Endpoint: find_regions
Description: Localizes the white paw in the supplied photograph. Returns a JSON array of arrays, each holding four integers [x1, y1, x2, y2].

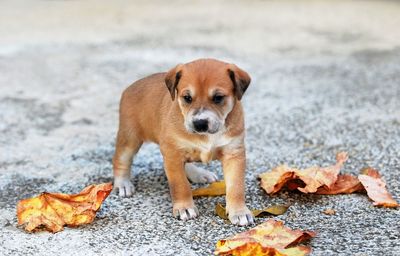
[[228, 206, 254, 226], [185, 163, 218, 183], [173, 205, 199, 221], [113, 177, 135, 197]]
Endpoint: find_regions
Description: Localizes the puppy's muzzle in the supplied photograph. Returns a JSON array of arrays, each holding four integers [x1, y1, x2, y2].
[[186, 109, 221, 134], [193, 119, 209, 133]]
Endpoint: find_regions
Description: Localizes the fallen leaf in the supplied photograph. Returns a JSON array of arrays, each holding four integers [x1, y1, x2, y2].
[[322, 209, 336, 215], [215, 203, 289, 221], [17, 183, 112, 233], [252, 205, 290, 217], [259, 152, 348, 194], [259, 154, 398, 209], [259, 165, 295, 194], [296, 152, 348, 193], [192, 181, 226, 197], [215, 203, 228, 220], [358, 167, 398, 208], [316, 174, 364, 195], [215, 219, 315, 256], [217, 244, 311, 256]]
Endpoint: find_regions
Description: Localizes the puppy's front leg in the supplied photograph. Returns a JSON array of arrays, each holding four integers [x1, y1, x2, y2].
[[113, 130, 142, 197], [221, 148, 254, 226], [161, 148, 199, 221]]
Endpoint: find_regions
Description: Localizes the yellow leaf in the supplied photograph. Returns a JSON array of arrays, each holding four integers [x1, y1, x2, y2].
[[192, 181, 226, 197], [215, 203, 228, 220], [17, 183, 112, 233], [252, 205, 289, 217]]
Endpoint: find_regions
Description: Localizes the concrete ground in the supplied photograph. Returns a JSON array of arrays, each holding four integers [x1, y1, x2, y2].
[[0, 0, 399, 255]]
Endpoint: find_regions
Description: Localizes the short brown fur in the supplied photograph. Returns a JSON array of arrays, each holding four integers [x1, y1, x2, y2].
[[112, 58, 254, 225]]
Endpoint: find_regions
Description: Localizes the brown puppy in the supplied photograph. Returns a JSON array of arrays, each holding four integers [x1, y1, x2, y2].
[[112, 58, 254, 226]]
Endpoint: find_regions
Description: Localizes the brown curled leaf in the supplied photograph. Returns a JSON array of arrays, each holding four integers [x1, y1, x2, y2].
[[17, 183, 112, 233], [259, 165, 296, 194], [192, 181, 226, 197], [316, 174, 365, 195], [259, 152, 348, 194], [215, 219, 315, 256], [296, 152, 348, 193], [358, 167, 398, 208]]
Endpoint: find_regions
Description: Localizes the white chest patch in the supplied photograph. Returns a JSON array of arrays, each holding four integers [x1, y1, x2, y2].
[[177, 133, 242, 163]]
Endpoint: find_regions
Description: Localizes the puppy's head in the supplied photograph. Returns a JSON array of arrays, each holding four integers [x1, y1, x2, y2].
[[165, 59, 251, 134]]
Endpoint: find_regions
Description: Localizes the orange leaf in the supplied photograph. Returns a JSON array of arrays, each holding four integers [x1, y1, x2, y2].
[[358, 168, 398, 208], [259, 152, 348, 194], [296, 152, 348, 193], [17, 183, 113, 233], [316, 174, 365, 195], [259, 165, 295, 194], [215, 219, 315, 256], [192, 181, 226, 197]]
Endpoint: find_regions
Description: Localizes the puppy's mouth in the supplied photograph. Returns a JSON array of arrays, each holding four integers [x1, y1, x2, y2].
[[192, 129, 219, 135]]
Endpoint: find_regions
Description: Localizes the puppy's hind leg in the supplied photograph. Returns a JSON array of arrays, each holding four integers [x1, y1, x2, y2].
[[185, 163, 218, 183], [112, 129, 142, 197]]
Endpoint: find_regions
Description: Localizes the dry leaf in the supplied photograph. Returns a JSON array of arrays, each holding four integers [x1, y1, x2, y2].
[[259, 152, 348, 194], [216, 244, 311, 256], [259, 165, 295, 194], [215, 203, 229, 220], [17, 183, 112, 233], [215, 219, 315, 256], [316, 174, 364, 195], [252, 205, 289, 217], [296, 152, 348, 193], [358, 167, 398, 208], [192, 181, 226, 197], [259, 154, 398, 209], [322, 209, 336, 215], [215, 203, 289, 221]]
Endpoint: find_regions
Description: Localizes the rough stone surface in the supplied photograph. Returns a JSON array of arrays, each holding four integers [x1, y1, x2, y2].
[[0, 0, 399, 255]]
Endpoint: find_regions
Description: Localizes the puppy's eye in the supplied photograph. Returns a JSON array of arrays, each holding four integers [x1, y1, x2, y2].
[[213, 95, 225, 104], [183, 95, 192, 104]]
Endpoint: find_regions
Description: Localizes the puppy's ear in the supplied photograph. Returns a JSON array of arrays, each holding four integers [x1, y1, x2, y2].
[[227, 64, 251, 100], [165, 64, 183, 100]]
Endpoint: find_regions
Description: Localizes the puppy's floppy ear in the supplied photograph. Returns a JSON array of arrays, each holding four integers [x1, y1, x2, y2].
[[165, 64, 183, 100], [227, 64, 251, 100]]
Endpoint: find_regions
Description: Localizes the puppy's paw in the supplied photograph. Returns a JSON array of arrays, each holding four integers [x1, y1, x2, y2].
[[185, 163, 218, 183], [113, 177, 135, 197], [173, 203, 199, 221], [227, 206, 254, 226]]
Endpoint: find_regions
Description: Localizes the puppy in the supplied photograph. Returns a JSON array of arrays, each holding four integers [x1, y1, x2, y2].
[[112, 58, 254, 226]]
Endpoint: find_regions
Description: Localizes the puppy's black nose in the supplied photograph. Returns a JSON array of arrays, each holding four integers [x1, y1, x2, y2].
[[193, 119, 208, 132]]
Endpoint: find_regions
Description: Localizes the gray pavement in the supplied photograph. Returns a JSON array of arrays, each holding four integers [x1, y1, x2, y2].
[[0, 0, 399, 255]]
